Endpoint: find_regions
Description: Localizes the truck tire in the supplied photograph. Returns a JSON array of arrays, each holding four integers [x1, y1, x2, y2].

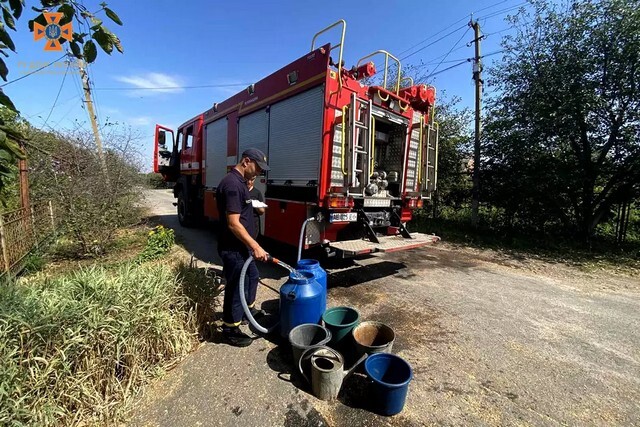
[[177, 191, 194, 227]]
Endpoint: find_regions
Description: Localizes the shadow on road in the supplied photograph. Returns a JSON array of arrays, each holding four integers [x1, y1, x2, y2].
[[266, 345, 314, 397], [337, 372, 374, 411], [328, 261, 406, 289]]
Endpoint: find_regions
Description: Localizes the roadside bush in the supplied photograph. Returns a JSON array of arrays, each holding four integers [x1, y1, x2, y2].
[[25, 125, 145, 257], [145, 172, 167, 189], [137, 225, 175, 262], [0, 263, 198, 426]]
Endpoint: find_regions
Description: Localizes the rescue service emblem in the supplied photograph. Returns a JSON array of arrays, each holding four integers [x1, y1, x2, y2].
[[33, 12, 72, 52]]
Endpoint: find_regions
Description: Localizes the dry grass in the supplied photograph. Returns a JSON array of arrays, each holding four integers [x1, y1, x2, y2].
[[0, 262, 200, 426]]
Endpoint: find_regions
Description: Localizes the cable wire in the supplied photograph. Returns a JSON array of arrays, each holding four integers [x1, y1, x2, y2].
[[24, 94, 79, 120], [430, 27, 471, 76], [397, 0, 519, 60], [480, 2, 528, 21], [93, 83, 254, 91], [481, 50, 506, 59], [398, 21, 468, 58], [0, 54, 68, 88], [42, 61, 71, 128], [425, 59, 470, 79], [400, 24, 469, 61]]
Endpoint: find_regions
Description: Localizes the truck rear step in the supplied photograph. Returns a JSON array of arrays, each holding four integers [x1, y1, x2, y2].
[[329, 233, 440, 257]]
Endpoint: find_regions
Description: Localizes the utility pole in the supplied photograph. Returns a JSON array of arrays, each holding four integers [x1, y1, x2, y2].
[[77, 57, 108, 178], [470, 19, 483, 227]]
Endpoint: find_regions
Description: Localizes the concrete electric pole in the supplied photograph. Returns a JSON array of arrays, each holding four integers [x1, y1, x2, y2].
[[470, 20, 483, 227], [77, 57, 108, 178]]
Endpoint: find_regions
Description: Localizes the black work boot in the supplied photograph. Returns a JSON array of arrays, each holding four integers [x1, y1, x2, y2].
[[222, 326, 252, 347], [241, 307, 265, 325]]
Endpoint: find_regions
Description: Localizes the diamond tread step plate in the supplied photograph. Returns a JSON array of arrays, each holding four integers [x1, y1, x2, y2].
[[329, 233, 440, 256]]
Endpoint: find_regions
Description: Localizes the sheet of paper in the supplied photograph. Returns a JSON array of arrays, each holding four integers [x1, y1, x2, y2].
[[251, 200, 268, 208]]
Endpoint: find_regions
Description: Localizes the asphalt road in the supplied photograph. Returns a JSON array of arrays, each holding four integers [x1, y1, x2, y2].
[[131, 189, 640, 426]]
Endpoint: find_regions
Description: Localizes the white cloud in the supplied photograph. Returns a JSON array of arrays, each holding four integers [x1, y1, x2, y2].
[[115, 72, 185, 96], [128, 116, 153, 126], [100, 106, 122, 115]]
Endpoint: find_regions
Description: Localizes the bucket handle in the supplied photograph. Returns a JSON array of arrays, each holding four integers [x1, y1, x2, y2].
[[298, 345, 338, 385]]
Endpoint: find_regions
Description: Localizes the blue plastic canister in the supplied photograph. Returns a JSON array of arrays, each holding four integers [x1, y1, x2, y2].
[[295, 259, 327, 314], [364, 353, 413, 416], [279, 271, 324, 338]]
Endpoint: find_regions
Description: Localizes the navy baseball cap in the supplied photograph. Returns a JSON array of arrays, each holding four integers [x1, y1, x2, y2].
[[242, 148, 270, 171]]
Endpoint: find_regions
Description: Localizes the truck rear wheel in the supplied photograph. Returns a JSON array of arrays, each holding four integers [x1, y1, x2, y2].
[[177, 191, 194, 227]]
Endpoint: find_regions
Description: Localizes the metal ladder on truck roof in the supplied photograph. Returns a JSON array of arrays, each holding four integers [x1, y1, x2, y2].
[[347, 92, 373, 196]]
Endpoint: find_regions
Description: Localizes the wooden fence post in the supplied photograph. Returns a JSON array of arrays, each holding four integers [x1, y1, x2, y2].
[[0, 215, 10, 273]]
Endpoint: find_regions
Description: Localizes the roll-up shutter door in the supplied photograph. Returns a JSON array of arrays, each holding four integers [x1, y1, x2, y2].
[[205, 118, 228, 188]]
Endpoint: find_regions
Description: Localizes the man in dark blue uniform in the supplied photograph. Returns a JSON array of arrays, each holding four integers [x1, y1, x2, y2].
[[216, 148, 270, 347]]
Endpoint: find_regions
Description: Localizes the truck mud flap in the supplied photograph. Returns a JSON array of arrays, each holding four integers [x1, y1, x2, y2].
[[329, 233, 440, 257]]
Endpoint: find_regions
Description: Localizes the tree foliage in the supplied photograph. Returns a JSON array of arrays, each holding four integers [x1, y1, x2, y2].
[[367, 63, 473, 211], [432, 96, 472, 213], [0, 107, 26, 207], [24, 123, 144, 255], [483, 0, 640, 239], [0, 1, 123, 203]]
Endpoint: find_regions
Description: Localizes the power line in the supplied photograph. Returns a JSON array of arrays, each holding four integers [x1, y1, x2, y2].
[[398, 22, 468, 58], [482, 50, 506, 58], [68, 57, 86, 110], [0, 54, 68, 88], [480, 2, 528, 21], [42, 61, 71, 128], [51, 99, 82, 129], [419, 27, 512, 66], [430, 27, 471, 76], [397, 0, 519, 60], [400, 24, 468, 61], [420, 44, 468, 65], [418, 50, 506, 71], [485, 27, 514, 37], [422, 56, 470, 66], [426, 59, 470, 79], [473, 0, 513, 15], [93, 83, 253, 91], [24, 94, 78, 120]]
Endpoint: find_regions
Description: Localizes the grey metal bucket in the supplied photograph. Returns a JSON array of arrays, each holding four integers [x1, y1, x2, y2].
[[289, 323, 332, 368], [352, 321, 395, 357]]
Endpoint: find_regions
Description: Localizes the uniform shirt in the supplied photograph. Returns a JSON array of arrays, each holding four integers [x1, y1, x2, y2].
[[248, 187, 264, 238], [216, 169, 256, 253]]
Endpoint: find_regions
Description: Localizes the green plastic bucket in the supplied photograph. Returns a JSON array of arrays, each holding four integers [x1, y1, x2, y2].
[[322, 306, 360, 348]]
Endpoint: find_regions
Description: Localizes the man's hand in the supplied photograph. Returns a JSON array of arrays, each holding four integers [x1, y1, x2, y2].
[[252, 245, 269, 262], [227, 212, 266, 260]]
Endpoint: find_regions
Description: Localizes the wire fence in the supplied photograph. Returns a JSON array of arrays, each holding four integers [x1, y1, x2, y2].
[[0, 202, 56, 276]]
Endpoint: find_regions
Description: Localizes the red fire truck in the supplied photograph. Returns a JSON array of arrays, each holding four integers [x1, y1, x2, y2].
[[153, 20, 439, 258]]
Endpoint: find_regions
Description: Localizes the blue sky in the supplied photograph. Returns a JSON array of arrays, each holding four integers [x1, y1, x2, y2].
[[3, 0, 528, 171]]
